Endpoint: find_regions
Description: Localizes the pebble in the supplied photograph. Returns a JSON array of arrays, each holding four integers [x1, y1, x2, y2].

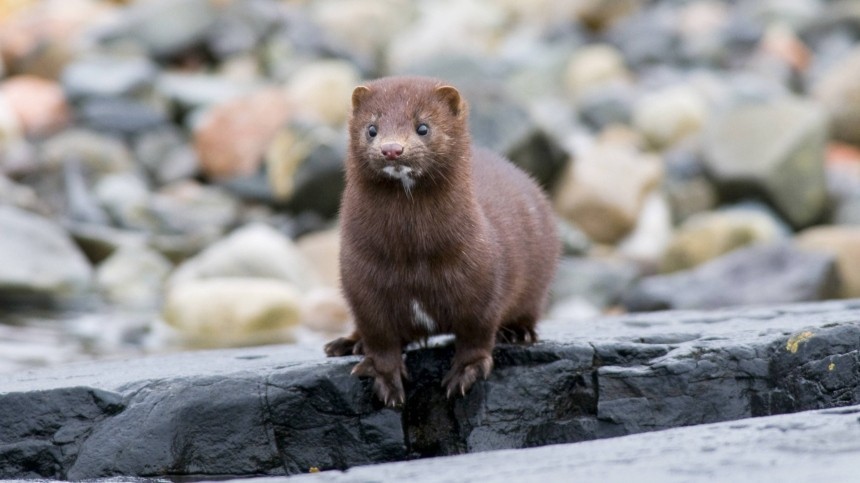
[[796, 226, 860, 298], [95, 244, 172, 308], [193, 88, 290, 179], [624, 243, 837, 311], [0, 76, 70, 136], [702, 98, 828, 228], [0, 205, 93, 301], [163, 278, 302, 348], [554, 142, 663, 244]]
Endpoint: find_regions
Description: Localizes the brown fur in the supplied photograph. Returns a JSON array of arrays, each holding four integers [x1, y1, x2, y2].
[[325, 76, 560, 406]]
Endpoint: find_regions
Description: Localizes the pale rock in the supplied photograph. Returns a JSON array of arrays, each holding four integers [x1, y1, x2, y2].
[[96, 244, 172, 308], [169, 223, 319, 291], [616, 191, 673, 265], [0, 205, 92, 299], [813, 47, 860, 147], [660, 205, 789, 273], [296, 227, 341, 289], [0, 76, 70, 136], [299, 286, 350, 335], [163, 278, 302, 348], [796, 226, 860, 298], [632, 85, 708, 150], [554, 143, 663, 244], [703, 98, 828, 228], [386, 0, 508, 72], [194, 88, 290, 179], [285, 60, 360, 126], [564, 44, 630, 102]]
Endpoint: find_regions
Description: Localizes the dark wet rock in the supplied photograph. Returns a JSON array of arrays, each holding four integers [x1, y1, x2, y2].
[[624, 242, 838, 311], [3, 299, 860, 479], [114, 0, 220, 59], [278, 404, 860, 483]]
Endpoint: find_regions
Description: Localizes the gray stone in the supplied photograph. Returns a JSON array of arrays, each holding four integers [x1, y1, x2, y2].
[[552, 256, 640, 309], [61, 56, 158, 101], [78, 98, 168, 137], [205, 0, 282, 59], [0, 205, 93, 303], [278, 404, 860, 483], [155, 72, 256, 111], [133, 127, 199, 185], [3, 299, 860, 479], [119, 0, 219, 59], [624, 243, 838, 311], [702, 99, 828, 228]]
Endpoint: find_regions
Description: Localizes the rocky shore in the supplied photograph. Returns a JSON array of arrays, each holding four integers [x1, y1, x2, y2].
[[1, 0, 860, 370], [2, 300, 859, 480]]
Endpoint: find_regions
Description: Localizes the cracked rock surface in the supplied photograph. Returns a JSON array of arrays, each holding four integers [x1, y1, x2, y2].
[[2, 300, 860, 479]]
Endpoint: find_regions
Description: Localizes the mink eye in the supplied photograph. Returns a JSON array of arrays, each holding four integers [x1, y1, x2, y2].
[[416, 123, 429, 136], [368, 125, 378, 138]]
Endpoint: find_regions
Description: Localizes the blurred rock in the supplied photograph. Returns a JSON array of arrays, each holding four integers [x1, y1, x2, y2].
[[285, 60, 360, 126], [118, 0, 219, 59], [0, 175, 48, 214], [61, 56, 158, 101], [163, 278, 301, 347], [133, 127, 199, 185], [0, 75, 70, 136], [632, 85, 708, 150], [551, 256, 640, 309], [797, 226, 860, 298], [299, 286, 350, 335], [616, 191, 673, 265], [78, 98, 168, 137], [605, 4, 678, 68], [169, 223, 319, 291], [261, 122, 346, 217], [147, 181, 239, 238], [0, 0, 110, 78], [564, 44, 630, 102], [702, 98, 828, 228], [205, 0, 281, 60], [557, 219, 592, 257], [386, 1, 506, 73], [155, 72, 256, 112], [296, 227, 340, 288], [813, 47, 860, 147], [93, 172, 151, 229], [66, 222, 148, 265], [554, 143, 663, 244], [95, 243, 172, 308], [574, 0, 640, 31], [576, 82, 634, 131], [624, 243, 837, 311], [194, 88, 290, 179], [469, 89, 566, 190], [661, 204, 789, 273], [0, 205, 92, 302]]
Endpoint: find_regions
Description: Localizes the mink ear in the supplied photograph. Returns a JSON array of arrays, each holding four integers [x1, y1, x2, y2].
[[352, 86, 371, 110], [435, 86, 465, 117]]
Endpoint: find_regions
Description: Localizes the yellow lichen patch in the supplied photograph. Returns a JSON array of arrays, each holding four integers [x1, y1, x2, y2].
[[786, 331, 814, 353], [309, 467, 320, 473], [828, 362, 836, 371]]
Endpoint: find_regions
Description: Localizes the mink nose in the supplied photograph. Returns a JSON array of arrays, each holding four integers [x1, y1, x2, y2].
[[381, 143, 404, 160]]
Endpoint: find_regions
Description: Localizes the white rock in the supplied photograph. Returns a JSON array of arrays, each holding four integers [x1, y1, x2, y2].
[[169, 223, 320, 291], [163, 278, 302, 347], [96, 244, 172, 308]]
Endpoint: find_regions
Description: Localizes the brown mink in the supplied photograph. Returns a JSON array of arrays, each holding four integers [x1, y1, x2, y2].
[[325, 76, 560, 407]]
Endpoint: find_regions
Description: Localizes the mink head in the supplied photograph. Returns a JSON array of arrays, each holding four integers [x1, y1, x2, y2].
[[347, 76, 471, 194]]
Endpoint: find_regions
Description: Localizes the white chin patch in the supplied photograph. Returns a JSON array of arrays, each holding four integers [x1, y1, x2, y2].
[[383, 165, 416, 191]]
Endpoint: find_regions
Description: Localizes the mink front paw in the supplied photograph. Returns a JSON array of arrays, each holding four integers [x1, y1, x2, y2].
[[324, 335, 365, 356], [496, 325, 538, 345], [442, 353, 493, 399], [352, 355, 409, 407]]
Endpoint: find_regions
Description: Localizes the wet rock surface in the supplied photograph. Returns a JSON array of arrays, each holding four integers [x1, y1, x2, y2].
[[2, 299, 860, 480]]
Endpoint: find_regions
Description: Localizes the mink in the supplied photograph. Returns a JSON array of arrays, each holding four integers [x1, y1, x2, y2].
[[325, 76, 560, 407]]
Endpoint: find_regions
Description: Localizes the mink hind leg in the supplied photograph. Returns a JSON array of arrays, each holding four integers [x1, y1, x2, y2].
[[443, 319, 496, 398], [496, 313, 539, 345]]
